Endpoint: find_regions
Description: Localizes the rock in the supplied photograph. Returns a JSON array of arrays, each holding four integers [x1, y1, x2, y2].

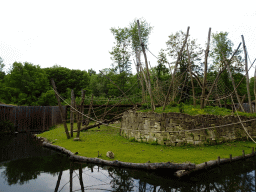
[[73, 137, 80, 141], [106, 151, 114, 159]]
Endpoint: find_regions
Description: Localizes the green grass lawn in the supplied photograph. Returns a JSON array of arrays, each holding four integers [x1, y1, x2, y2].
[[37, 122, 256, 164]]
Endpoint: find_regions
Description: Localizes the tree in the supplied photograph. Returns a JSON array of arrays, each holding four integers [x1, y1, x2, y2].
[[164, 30, 203, 106], [166, 30, 203, 74], [210, 32, 244, 108], [128, 18, 153, 54], [3, 62, 50, 106], [156, 49, 169, 81], [88, 68, 96, 76], [109, 27, 132, 93], [0, 57, 5, 81], [42, 66, 90, 99]]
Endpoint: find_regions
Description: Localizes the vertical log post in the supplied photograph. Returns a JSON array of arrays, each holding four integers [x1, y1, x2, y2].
[[163, 26, 190, 111], [76, 89, 86, 138], [201, 28, 211, 109], [51, 78, 70, 139], [70, 162, 73, 192], [242, 35, 252, 113], [79, 165, 85, 192], [70, 89, 75, 137], [137, 20, 155, 111]]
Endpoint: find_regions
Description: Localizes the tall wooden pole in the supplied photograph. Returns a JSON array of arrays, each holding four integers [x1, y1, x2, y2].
[[70, 89, 75, 137], [187, 44, 196, 106], [76, 89, 86, 138], [51, 78, 70, 139], [200, 28, 211, 109], [163, 26, 190, 111], [137, 20, 155, 111], [242, 35, 252, 113], [254, 66, 256, 112], [221, 43, 245, 112]]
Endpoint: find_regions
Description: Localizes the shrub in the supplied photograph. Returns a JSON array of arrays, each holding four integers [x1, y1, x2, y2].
[[129, 137, 136, 142], [0, 120, 15, 133], [150, 140, 159, 145], [169, 101, 177, 107]]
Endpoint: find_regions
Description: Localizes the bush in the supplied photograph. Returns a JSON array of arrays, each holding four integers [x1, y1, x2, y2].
[[129, 137, 136, 142], [0, 120, 15, 133]]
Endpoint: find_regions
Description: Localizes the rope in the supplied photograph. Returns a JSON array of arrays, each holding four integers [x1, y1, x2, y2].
[[231, 95, 256, 143]]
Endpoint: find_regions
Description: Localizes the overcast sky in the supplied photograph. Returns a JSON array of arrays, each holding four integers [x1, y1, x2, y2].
[[0, 0, 255, 77]]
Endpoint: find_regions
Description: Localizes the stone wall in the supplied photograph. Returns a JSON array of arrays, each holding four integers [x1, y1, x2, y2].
[[120, 110, 256, 146]]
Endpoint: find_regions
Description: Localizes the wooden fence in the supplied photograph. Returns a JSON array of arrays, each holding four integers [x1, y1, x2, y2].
[[0, 104, 66, 132]]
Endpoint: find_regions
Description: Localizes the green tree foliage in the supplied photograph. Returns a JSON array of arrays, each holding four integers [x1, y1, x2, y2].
[[42, 65, 90, 99], [37, 89, 58, 106], [210, 32, 244, 103], [0, 57, 5, 81], [210, 32, 243, 73], [165, 30, 203, 74], [156, 49, 170, 81], [2, 62, 50, 106], [128, 18, 153, 53]]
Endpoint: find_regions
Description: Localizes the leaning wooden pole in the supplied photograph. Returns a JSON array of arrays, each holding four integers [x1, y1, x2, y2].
[[137, 20, 155, 111], [242, 35, 252, 113], [187, 44, 196, 106], [222, 43, 245, 112], [163, 26, 190, 111], [200, 27, 211, 109], [51, 78, 70, 139], [76, 89, 86, 138]]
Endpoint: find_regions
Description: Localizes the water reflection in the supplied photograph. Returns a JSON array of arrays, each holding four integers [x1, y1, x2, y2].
[[1, 133, 256, 191]]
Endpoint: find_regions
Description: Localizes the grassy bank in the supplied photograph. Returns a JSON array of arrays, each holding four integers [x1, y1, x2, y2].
[[37, 122, 256, 164], [139, 104, 256, 117]]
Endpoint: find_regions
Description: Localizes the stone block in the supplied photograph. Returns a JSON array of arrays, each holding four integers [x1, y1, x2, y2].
[[194, 141, 201, 145], [187, 140, 194, 144]]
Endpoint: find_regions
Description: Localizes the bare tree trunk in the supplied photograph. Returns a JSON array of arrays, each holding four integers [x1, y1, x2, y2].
[[187, 44, 196, 106], [51, 78, 70, 139], [242, 35, 252, 113], [201, 28, 211, 109], [163, 26, 190, 111], [137, 20, 155, 111]]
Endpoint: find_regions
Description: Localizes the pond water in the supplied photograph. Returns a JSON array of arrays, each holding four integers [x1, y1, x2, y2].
[[1, 133, 256, 192]]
